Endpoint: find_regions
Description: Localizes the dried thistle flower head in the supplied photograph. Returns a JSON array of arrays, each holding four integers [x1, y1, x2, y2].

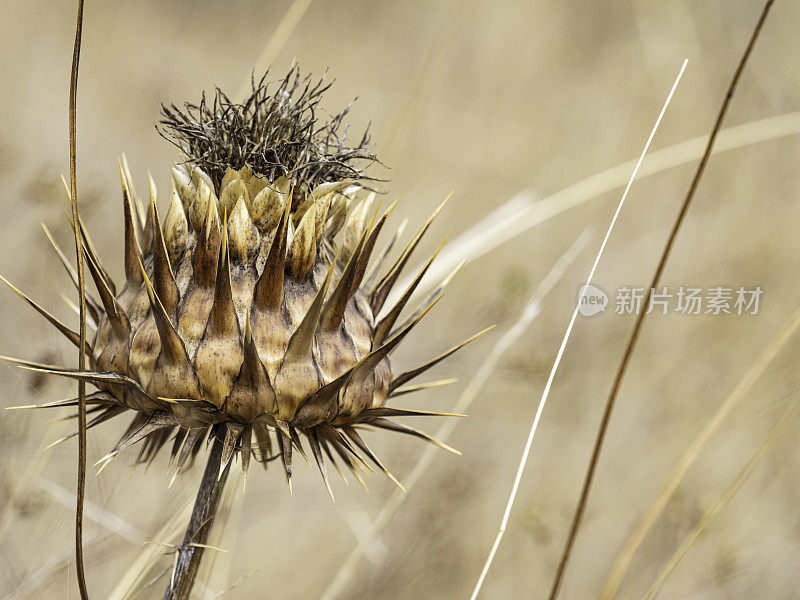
[[4, 69, 488, 495], [157, 68, 380, 192]]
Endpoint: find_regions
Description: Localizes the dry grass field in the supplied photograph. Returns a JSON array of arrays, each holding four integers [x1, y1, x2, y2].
[[2, 1, 800, 598]]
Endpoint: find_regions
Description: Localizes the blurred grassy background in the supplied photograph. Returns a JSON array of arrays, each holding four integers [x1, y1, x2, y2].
[[2, 0, 800, 598]]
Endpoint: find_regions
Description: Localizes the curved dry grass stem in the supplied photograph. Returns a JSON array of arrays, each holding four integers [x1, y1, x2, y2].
[[641, 394, 800, 600], [548, 4, 775, 599], [313, 230, 591, 600], [68, 0, 89, 597], [468, 59, 688, 600], [598, 301, 800, 600]]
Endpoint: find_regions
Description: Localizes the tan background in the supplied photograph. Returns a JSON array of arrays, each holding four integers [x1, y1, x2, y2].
[[1, 1, 800, 598]]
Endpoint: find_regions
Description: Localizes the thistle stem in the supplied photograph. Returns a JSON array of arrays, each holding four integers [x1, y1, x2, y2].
[[164, 433, 230, 600]]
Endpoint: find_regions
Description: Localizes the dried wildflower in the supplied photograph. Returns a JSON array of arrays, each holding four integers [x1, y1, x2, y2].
[[4, 70, 488, 498], [157, 67, 381, 192]]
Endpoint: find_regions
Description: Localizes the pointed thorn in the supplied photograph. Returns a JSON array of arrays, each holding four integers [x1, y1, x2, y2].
[[389, 325, 495, 393], [83, 241, 129, 336], [95, 455, 115, 477], [358, 406, 466, 419], [308, 429, 335, 502], [282, 254, 338, 365], [41, 223, 101, 322], [387, 260, 465, 339], [347, 201, 394, 302], [364, 217, 409, 291], [0, 274, 90, 354], [119, 158, 143, 286], [373, 234, 448, 345], [370, 418, 462, 455], [343, 426, 406, 491], [321, 232, 369, 331], [208, 224, 238, 336], [219, 423, 245, 481], [371, 195, 450, 315], [388, 378, 459, 398], [149, 182, 180, 314], [138, 258, 191, 365], [254, 191, 291, 310]]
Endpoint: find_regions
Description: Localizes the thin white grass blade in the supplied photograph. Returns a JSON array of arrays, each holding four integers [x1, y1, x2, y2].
[[642, 395, 800, 600], [469, 59, 688, 600], [317, 228, 591, 600], [599, 303, 800, 600], [397, 110, 800, 306]]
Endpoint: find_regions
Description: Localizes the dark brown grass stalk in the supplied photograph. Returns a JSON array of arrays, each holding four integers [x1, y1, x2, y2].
[[546, 2, 776, 598], [68, 0, 89, 598], [163, 434, 231, 600]]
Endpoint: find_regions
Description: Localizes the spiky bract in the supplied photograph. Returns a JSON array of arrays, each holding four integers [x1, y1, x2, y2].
[[4, 70, 488, 495], [5, 161, 487, 494]]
